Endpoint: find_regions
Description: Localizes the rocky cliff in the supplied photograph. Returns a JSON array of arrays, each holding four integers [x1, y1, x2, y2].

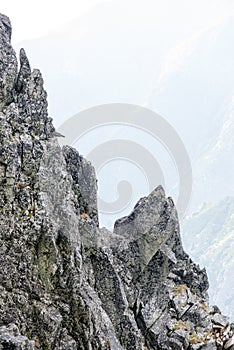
[[0, 14, 232, 350]]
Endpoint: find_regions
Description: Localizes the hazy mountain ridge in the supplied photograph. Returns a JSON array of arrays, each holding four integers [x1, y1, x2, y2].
[[182, 197, 234, 320], [153, 17, 234, 321], [150, 16, 234, 214], [150, 16, 234, 157]]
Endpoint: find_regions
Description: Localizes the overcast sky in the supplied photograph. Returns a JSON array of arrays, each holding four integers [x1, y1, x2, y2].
[[1, 0, 103, 42], [1, 0, 234, 44]]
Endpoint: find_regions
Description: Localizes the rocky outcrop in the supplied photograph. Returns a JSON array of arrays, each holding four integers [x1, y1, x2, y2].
[[0, 13, 232, 350], [0, 14, 17, 110]]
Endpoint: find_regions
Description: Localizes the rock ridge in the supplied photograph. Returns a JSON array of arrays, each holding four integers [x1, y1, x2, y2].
[[0, 13, 232, 350]]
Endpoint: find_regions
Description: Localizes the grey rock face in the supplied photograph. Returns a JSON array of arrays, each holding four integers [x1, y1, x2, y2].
[[0, 14, 17, 110], [63, 145, 99, 225], [0, 324, 34, 350], [16, 48, 31, 93], [0, 13, 230, 350]]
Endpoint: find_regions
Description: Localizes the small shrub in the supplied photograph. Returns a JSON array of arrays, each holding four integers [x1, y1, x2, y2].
[[173, 284, 188, 296], [173, 320, 190, 331], [189, 333, 202, 344]]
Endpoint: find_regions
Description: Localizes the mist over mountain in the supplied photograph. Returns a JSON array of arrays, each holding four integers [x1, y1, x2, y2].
[[14, 1, 228, 126], [150, 16, 234, 212], [182, 197, 234, 320]]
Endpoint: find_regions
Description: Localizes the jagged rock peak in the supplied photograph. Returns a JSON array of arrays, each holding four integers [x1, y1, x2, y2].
[[113, 185, 180, 274], [0, 14, 17, 110], [16, 48, 31, 93], [0, 14, 12, 41]]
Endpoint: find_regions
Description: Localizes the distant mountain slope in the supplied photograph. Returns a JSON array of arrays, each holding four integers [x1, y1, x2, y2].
[[150, 17, 234, 156], [150, 16, 234, 211], [193, 94, 234, 209], [182, 197, 234, 320]]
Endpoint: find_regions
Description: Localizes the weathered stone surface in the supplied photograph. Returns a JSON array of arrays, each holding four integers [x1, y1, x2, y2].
[[16, 48, 31, 93], [63, 145, 99, 225], [0, 12, 230, 350], [0, 324, 35, 349], [0, 14, 17, 110]]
